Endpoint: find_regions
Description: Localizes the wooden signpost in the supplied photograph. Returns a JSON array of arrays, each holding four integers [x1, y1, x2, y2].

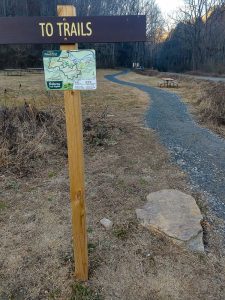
[[0, 6, 146, 281], [58, 5, 88, 281]]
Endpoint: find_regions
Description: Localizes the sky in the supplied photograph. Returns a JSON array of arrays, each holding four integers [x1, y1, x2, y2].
[[156, 0, 184, 16]]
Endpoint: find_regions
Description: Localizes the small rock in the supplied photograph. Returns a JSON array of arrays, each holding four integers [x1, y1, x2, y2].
[[100, 218, 113, 230], [177, 159, 186, 166], [25, 213, 36, 223]]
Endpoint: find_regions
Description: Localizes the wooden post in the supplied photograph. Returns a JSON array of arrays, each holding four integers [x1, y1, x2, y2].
[[57, 5, 88, 281]]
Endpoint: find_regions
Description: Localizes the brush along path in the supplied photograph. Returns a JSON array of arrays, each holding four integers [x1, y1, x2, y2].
[[106, 71, 225, 224], [169, 72, 225, 83]]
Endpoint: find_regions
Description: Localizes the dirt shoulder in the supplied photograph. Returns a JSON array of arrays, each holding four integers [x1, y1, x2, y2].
[[1, 70, 225, 300]]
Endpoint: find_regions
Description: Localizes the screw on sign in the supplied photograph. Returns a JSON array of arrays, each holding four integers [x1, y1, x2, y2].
[[0, 5, 146, 281]]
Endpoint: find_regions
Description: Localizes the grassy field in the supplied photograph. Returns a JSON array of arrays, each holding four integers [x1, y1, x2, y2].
[[1, 70, 225, 300]]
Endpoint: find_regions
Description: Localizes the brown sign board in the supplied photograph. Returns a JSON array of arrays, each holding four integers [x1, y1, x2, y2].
[[0, 15, 146, 44]]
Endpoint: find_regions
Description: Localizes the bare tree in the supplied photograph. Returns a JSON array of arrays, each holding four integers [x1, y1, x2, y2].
[[157, 0, 225, 72]]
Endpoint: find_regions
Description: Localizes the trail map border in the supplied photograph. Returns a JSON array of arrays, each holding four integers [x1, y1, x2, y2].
[[43, 49, 97, 91]]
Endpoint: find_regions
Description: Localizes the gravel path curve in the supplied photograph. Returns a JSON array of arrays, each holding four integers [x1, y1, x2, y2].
[[106, 71, 225, 221]]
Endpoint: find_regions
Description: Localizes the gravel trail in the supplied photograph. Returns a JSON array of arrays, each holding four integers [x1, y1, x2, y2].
[[106, 71, 225, 222]]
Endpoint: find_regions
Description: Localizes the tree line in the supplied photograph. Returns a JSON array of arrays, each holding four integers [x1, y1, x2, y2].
[[2, 0, 224, 73], [157, 0, 225, 73]]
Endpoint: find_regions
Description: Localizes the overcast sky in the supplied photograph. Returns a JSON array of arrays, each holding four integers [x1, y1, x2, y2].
[[156, 0, 183, 16]]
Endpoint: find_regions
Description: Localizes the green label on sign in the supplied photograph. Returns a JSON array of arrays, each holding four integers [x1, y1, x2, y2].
[[43, 50, 97, 91], [47, 81, 63, 89], [43, 50, 61, 58]]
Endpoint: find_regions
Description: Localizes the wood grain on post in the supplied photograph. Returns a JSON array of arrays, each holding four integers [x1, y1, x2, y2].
[[57, 5, 88, 281]]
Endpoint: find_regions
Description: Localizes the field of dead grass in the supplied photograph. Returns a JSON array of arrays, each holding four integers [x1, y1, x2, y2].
[[1, 70, 225, 300]]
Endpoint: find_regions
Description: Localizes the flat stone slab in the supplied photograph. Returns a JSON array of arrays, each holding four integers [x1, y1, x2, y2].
[[136, 189, 204, 252]]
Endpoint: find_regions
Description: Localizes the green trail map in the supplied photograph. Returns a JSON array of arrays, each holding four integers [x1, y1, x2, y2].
[[43, 50, 96, 91]]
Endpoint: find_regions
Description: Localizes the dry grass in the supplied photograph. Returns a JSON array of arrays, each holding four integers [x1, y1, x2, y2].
[[0, 103, 117, 176], [0, 70, 128, 175], [118, 71, 160, 88], [1, 70, 225, 300], [135, 69, 159, 77], [185, 70, 225, 77], [0, 104, 66, 175], [0, 72, 62, 108], [194, 83, 225, 125]]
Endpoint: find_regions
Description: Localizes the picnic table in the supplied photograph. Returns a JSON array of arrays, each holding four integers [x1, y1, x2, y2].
[[26, 68, 43, 74], [159, 77, 179, 88], [4, 69, 24, 76]]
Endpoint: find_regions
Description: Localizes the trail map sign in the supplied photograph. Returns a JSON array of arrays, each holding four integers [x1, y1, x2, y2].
[[0, 15, 146, 44], [0, 5, 146, 282], [43, 50, 97, 90]]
